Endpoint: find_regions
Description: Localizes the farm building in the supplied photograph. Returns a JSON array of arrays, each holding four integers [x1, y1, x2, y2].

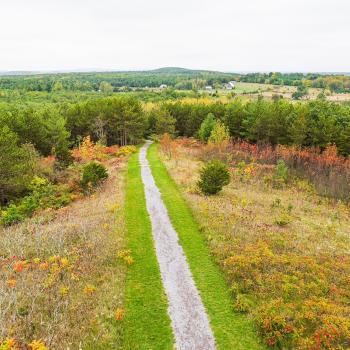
[[224, 81, 236, 90]]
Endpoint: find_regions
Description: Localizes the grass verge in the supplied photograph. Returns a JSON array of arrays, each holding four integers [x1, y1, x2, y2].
[[123, 150, 174, 349], [148, 143, 265, 350]]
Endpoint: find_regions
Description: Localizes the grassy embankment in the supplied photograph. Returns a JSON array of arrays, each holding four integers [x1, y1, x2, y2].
[[147, 143, 265, 350]]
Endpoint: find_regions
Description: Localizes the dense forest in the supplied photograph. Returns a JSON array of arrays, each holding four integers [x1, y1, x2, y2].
[[0, 68, 235, 92]]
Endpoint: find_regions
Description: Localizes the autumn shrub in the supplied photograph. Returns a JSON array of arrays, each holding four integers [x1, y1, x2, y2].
[[81, 162, 108, 190], [229, 141, 350, 200], [235, 161, 257, 182], [115, 145, 137, 157], [37, 155, 57, 182], [208, 120, 230, 145], [71, 136, 119, 162], [222, 241, 350, 349], [198, 160, 230, 195], [160, 133, 179, 159]]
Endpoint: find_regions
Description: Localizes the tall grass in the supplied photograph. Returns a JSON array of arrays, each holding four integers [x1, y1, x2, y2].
[[197, 139, 350, 201], [160, 140, 350, 350], [229, 142, 350, 200], [0, 161, 126, 349]]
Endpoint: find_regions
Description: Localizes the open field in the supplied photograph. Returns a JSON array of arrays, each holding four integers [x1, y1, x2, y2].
[[215, 82, 350, 102]]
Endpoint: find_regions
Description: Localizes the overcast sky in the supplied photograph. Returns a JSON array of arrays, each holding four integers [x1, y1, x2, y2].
[[0, 0, 349, 72]]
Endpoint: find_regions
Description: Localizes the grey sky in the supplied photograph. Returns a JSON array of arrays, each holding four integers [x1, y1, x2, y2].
[[1, 0, 349, 72]]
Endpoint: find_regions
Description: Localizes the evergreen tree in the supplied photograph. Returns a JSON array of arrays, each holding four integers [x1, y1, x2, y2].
[[0, 126, 35, 205], [198, 113, 216, 142]]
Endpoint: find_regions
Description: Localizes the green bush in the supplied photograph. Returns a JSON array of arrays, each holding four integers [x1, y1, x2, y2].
[[198, 113, 216, 142], [81, 162, 108, 189], [0, 177, 74, 226], [0, 204, 26, 226], [198, 160, 230, 195], [273, 160, 289, 186]]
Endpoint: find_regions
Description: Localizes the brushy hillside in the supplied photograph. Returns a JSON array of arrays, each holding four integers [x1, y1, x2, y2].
[[160, 138, 350, 350], [0, 159, 127, 349]]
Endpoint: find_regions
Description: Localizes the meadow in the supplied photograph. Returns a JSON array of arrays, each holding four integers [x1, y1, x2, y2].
[[160, 139, 350, 349], [0, 147, 127, 348], [215, 82, 350, 102]]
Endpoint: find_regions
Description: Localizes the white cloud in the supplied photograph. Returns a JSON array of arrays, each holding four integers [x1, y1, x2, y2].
[[0, 0, 349, 72]]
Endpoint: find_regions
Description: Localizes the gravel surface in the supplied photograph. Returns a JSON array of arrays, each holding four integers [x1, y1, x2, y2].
[[139, 141, 216, 350]]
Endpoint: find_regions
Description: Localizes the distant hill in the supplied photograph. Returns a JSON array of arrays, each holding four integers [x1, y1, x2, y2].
[[0, 67, 349, 77], [148, 67, 227, 75], [149, 67, 195, 74], [0, 71, 35, 76], [0, 67, 232, 77]]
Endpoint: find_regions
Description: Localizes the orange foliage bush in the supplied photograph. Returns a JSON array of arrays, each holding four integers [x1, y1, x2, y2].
[[227, 141, 350, 200], [160, 133, 179, 159], [71, 136, 119, 162]]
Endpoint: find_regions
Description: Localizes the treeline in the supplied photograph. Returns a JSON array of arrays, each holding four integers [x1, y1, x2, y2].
[[0, 96, 146, 205], [239, 72, 350, 93], [0, 96, 146, 157], [162, 99, 350, 155], [2, 70, 349, 93], [2, 95, 350, 206], [0, 69, 234, 92]]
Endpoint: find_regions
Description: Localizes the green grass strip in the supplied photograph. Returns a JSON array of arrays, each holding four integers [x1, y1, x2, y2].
[[147, 143, 266, 350], [123, 150, 174, 350]]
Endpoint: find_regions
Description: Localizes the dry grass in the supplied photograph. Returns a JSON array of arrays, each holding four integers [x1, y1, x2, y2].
[[0, 160, 127, 349], [161, 143, 350, 349]]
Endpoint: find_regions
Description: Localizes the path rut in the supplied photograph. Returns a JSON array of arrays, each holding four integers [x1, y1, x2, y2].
[[139, 141, 216, 350]]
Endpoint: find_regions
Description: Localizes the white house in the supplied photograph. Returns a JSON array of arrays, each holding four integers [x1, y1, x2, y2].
[[205, 86, 213, 91], [224, 81, 236, 90], [159, 84, 168, 89]]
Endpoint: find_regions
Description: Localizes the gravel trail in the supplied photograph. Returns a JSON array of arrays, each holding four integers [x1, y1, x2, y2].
[[139, 141, 216, 350]]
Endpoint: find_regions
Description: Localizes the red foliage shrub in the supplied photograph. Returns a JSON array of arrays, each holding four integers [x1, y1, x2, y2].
[[229, 141, 350, 200]]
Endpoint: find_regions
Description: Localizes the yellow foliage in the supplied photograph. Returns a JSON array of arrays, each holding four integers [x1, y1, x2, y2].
[[83, 285, 96, 296], [114, 308, 125, 321], [0, 338, 17, 350], [29, 340, 49, 350], [6, 279, 16, 289]]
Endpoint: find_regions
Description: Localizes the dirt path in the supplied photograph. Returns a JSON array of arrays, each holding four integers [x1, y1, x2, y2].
[[139, 141, 216, 350]]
